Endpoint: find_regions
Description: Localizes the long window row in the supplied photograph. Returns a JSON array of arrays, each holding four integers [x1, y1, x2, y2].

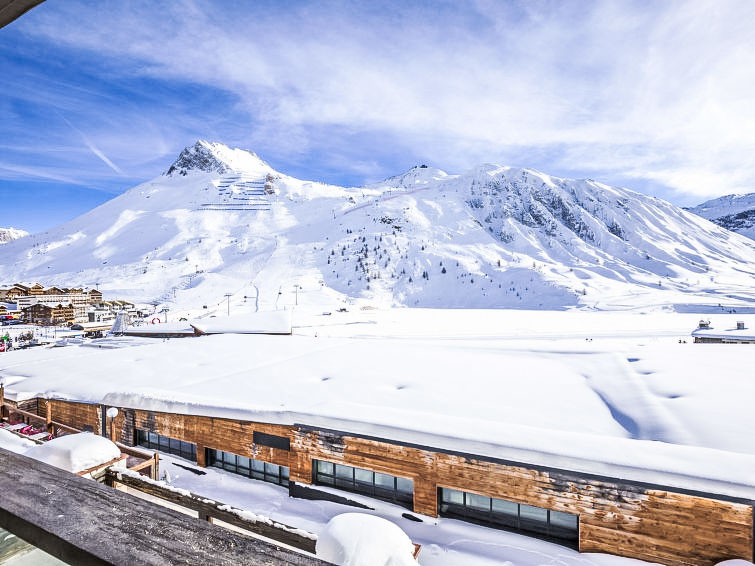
[[439, 488, 578, 546], [135, 430, 197, 462], [207, 449, 289, 487], [313, 460, 413, 508]]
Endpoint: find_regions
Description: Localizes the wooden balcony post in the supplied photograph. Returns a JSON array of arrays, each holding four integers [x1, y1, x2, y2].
[[0, 384, 5, 420], [46, 400, 53, 435]]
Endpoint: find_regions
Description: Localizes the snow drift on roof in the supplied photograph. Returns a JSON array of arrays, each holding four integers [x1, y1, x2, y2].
[[191, 310, 292, 335]]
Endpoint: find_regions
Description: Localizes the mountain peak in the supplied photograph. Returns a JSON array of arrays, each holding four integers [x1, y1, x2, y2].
[[165, 140, 271, 177], [0, 227, 29, 244], [373, 164, 449, 189]]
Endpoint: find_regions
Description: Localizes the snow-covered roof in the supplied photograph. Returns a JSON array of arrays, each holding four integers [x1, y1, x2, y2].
[[2, 332, 755, 500], [691, 323, 755, 341], [190, 311, 292, 335], [123, 321, 196, 335]]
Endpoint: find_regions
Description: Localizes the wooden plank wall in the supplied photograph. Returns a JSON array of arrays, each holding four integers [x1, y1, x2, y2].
[[31, 398, 754, 566], [45, 399, 101, 434], [291, 430, 754, 566], [130, 410, 293, 471]]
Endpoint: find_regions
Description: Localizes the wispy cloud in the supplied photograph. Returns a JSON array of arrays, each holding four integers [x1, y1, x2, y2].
[[59, 114, 124, 175], [0, 162, 89, 186], [8, 0, 755, 203]]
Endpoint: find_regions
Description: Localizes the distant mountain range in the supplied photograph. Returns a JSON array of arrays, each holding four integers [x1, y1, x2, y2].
[[687, 194, 755, 241], [0, 227, 28, 244], [1, 140, 754, 314]]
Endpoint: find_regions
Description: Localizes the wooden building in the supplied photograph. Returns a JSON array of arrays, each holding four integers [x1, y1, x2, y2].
[[87, 289, 103, 305], [28, 283, 45, 296], [4, 395, 752, 566], [22, 303, 75, 325], [1, 284, 29, 301], [44, 286, 65, 295]]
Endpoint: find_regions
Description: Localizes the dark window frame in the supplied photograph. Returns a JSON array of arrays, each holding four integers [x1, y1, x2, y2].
[[312, 459, 413, 508], [438, 487, 578, 548], [253, 431, 290, 451], [206, 448, 289, 487], [135, 429, 197, 462]]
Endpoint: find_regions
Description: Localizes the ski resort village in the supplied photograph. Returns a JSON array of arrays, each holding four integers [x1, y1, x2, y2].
[[3, 2, 755, 566], [1, 139, 755, 566]]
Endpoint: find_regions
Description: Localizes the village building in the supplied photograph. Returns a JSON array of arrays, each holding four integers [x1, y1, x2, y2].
[[27, 283, 45, 296], [0, 283, 138, 325], [22, 303, 75, 325], [43, 286, 65, 295], [692, 320, 755, 343], [87, 288, 103, 304], [0, 284, 30, 301], [16, 293, 90, 323]]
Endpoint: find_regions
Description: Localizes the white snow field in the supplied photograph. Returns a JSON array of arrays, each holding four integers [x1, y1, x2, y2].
[[2, 310, 755, 566], [1, 141, 755, 319]]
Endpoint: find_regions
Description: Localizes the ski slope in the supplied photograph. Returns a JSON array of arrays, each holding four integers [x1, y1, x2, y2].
[[1, 141, 755, 320]]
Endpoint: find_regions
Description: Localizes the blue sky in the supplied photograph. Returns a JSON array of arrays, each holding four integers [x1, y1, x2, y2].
[[2, 0, 754, 233]]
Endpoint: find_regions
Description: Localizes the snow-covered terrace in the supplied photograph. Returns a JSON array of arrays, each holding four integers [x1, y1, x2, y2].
[[1, 331, 755, 501]]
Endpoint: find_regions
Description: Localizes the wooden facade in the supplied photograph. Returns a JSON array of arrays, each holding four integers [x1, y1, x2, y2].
[[22, 302, 75, 325], [12, 397, 754, 566]]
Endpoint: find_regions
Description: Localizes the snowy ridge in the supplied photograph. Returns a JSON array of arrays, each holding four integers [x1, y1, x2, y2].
[[0, 227, 28, 244], [688, 193, 755, 241], [2, 141, 755, 315]]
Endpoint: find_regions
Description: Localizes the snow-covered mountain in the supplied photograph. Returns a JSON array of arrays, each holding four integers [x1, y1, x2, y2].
[[687, 193, 755, 241], [1, 140, 755, 316], [0, 227, 28, 244]]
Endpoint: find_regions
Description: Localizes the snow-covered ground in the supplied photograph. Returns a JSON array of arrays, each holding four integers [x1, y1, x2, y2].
[[2, 309, 755, 497]]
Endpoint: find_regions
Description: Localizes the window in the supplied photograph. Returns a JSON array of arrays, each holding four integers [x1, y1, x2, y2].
[[253, 431, 290, 451], [206, 449, 289, 487], [439, 488, 578, 547], [135, 429, 196, 461], [313, 460, 413, 508]]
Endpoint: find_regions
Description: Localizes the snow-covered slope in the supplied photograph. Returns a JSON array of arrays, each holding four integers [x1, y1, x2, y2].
[[687, 193, 755, 241], [1, 140, 755, 315], [0, 227, 28, 244]]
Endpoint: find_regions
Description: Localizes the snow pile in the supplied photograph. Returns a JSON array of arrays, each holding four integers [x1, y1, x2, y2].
[[24, 432, 120, 473], [316, 513, 415, 566], [0, 428, 37, 453], [191, 310, 292, 335]]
